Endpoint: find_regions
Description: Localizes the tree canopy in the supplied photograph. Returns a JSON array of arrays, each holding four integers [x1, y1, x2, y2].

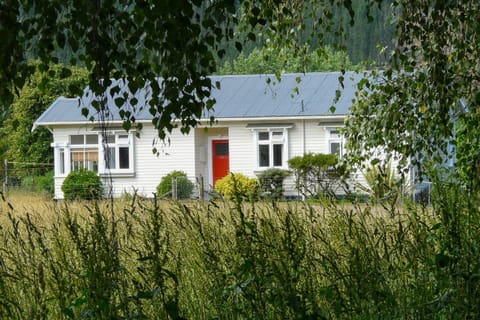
[[0, 63, 88, 164], [345, 0, 479, 186], [217, 45, 359, 75], [0, 0, 376, 139]]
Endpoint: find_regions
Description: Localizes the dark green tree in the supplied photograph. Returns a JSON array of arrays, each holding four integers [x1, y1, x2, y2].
[[0, 63, 87, 164], [218, 45, 358, 75], [345, 1, 479, 184]]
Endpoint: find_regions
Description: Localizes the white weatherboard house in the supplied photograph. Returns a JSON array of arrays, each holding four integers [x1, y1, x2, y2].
[[34, 72, 366, 199]]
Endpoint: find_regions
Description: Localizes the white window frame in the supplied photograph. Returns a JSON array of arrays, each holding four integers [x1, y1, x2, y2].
[[52, 142, 69, 177], [327, 128, 345, 158], [253, 128, 289, 170], [98, 131, 135, 176], [53, 131, 135, 177], [69, 134, 100, 172]]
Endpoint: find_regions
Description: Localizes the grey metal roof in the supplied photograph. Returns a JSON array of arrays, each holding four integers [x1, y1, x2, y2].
[[34, 71, 363, 128]]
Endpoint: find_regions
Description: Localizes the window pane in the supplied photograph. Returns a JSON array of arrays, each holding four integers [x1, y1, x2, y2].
[[215, 142, 229, 156], [119, 147, 130, 169], [259, 145, 269, 167], [71, 135, 84, 145], [272, 131, 283, 137], [85, 148, 98, 171], [86, 135, 98, 144], [273, 144, 283, 166], [71, 150, 83, 171], [258, 132, 269, 141], [71, 150, 83, 162], [330, 142, 340, 156], [59, 149, 65, 174], [107, 147, 116, 169], [106, 135, 116, 144], [85, 148, 98, 161], [330, 130, 341, 139]]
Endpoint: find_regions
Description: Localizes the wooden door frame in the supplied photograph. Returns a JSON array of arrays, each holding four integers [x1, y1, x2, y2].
[[207, 136, 229, 189]]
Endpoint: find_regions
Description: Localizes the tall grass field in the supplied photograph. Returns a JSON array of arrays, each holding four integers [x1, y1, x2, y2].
[[0, 188, 479, 319]]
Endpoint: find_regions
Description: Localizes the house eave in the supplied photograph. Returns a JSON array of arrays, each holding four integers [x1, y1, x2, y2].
[[33, 114, 347, 130], [201, 114, 346, 122]]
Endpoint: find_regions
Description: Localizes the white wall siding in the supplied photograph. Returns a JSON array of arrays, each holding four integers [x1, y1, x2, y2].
[[228, 122, 257, 178], [120, 126, 196, 198], [51, 124, 196, 199], [224, 120, 332, 197], [49, 118, 378, 200]]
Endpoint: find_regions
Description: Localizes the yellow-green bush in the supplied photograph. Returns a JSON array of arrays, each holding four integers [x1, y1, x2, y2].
[[214, 173, 258, 200]]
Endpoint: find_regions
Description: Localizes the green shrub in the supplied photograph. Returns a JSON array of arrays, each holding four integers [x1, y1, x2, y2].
[[215, 173, 258, 200], [359, 160, 401, 202], [61, 169, 103, 200], [36, 171, 54, 195], [257, 168, 290, 200], [21, 171, 54, 194], [157, 171, 194, 199]]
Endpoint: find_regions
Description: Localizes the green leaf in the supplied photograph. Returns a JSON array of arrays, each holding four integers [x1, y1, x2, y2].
[[115, 97, 124, 107], [435, 253, 450, 268], [123, 121, 132, 131]]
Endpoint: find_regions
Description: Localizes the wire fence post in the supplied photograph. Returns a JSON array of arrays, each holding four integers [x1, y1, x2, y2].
[[199, 175, 205, 201], [3, 159, 7, 195], [172, 176, 178, 200], [1, 160, 54, 195]]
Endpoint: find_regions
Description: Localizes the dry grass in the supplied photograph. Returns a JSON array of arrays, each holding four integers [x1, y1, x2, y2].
[[0, 190, 476, 319]]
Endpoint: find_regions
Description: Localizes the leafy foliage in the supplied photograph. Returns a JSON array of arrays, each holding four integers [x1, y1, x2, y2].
[[21, 171, 54, 195], [345, 1, 479, 183], [288, 153, 345, 198], [1, 1, 480, 318], [0, 62, 87, 163], [257, 168, 290, 200], [35, 171, 55, 195], [61, 169, 103, 200], [215, 173, 258, 201], [218, 45, 358, 75], [358, 160, 402, 203], [156, 171, 194, 199], [0, 1, 242, 139], [0, 0, 371, 140]]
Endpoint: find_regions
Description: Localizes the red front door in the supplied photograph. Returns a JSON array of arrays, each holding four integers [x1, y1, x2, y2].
[[212, 139, 229, 187]]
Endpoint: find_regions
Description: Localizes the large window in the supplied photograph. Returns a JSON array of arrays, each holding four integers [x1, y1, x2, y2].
[[103, 133, 132, 172], [70, 134, 99, 171], [54, 131, 134, 177], [328, 128, 344, 158], [257, 130, 287, 168]]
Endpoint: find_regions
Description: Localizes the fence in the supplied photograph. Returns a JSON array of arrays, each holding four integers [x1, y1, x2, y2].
[[160, 175, 208, 200], [2, 160, 54, 194]]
